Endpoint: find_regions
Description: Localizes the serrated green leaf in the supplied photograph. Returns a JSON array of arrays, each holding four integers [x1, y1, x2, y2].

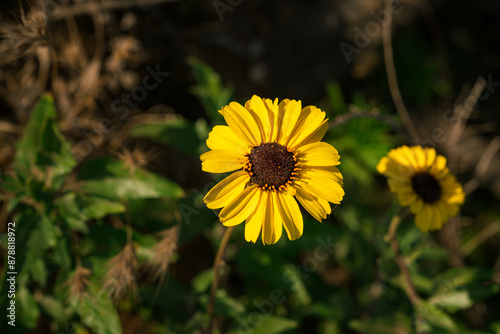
[[15, 94, 57, 170], [429, 283, 499, 313], [417, 301, 458, 332], [14, 94, 76, 183]]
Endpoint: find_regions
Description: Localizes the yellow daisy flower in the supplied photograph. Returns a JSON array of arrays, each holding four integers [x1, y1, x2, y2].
[[201, 95, 344, 245], [377, 145, 465, 232]]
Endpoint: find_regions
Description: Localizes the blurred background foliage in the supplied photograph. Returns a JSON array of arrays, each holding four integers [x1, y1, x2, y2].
[[0, 0, 499, 333]]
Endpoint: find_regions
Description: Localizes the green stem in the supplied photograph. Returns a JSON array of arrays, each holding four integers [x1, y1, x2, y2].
[[386, 215, 420, 306], [206, 226, 235, 334]]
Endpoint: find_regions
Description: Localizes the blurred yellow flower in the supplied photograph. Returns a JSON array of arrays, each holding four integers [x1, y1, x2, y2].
[[377, 145, 465, 232], [201, 95, 344, 245]]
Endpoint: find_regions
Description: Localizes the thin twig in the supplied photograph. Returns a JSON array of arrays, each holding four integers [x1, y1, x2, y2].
[[329, 108, 406, 135], [440, 77, 487, 269], [207, 226, 235, 334], [461, 221, 500, 257], [463, 136, 500, 195], [446, 77, 487, 155], [54, 0, 178, 19], [382, 0, 421, 143], [385, 215, 420, 306]]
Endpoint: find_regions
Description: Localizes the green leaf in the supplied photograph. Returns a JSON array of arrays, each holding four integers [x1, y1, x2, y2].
[[57, 192, 126, 232], [39, 295, 69, 323], [129, 116, 200, 155], [433, 267, 494, 291], [17, 285, 40, 329], [282, 264, 311, 306], [30, 258, 48, 288], [15, 94, 57, 169], [192, 269, 213, 294], [416, 301, 459, 332], [349, 314, 412, 334], [76, 285, 122, 334], [41, 215, 58, 247], [52, 237, 72, 270], [429, 283, 500, 313], [326, 81, 347, 115], [14, 94, 76, 184], [78, 158, 184, 200], [82, 178, 183, 200], [188, 56, 233, 124], [210, 290, 246, 319], [238, 315, 298, 334]]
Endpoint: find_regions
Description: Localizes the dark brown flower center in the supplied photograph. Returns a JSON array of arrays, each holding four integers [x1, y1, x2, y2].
[[411, 172, 442, 203], [244, 142, 297, 191]]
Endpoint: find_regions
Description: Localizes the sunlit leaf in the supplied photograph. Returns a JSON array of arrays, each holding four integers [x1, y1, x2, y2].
[[188, 56, 233, 124], [129, 116, 200, 155]]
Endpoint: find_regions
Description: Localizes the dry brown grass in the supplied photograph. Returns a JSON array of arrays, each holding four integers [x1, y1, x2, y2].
[[143, 225, 180, 284], [102, 244, 138, 303]]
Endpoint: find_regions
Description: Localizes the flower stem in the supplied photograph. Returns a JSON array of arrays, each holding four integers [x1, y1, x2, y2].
[[385, 215, 420, 306], [206, 226, 235, 334]]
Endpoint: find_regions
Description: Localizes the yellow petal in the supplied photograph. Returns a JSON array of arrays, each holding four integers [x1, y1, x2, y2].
[[429, 155, 449, 180], [206, 125, 249, 155], [296, 167, 344, 204], [264, 98, 280, 142], [301, 166, 343, 184], [440, 175, 465, 205], [396, 189, 417, 207], [245, 198, 265, 243], [386, 146, 415, 171], [410, 198, 424, 214], [415, 204, 433, 232], [295, 120, 329, 148], [287, 106, 326, 149], [427, 206, 443, 231], [221, 102, 260, 145], [271, 191, 283, 244], [295, 186, 329, 222], [377, 156, 414, 180], [400, 146, 421, 169], [296, 142, 340, 167], [278, 99, 302, 145], [201, 150, 246, 173], [424, 147, 437, 170], [219, 185, 260, 226], [446, 203, 460, 217], [387, 178, 412, 193], [204, 171, 250, 209], [410, 145, 427, 171], [276, 191, 303, 240], [247, 95, 272, 142], [260, 191, 274, 245], [431, 201, 449, 230]]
